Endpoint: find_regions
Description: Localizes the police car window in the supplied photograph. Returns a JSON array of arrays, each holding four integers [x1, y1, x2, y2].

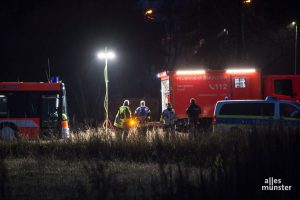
[[234, 78, 246, 88], [220, 103, 274, 116], [280, 103, 299, 118]]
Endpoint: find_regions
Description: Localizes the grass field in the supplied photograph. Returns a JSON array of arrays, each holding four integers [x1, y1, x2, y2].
[[0, 127, 299, 199]]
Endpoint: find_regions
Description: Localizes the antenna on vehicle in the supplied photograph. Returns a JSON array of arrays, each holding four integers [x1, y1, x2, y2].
[[45, 57, 51, 82]]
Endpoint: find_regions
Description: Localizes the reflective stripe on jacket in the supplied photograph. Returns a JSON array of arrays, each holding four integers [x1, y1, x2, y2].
[[114, 106, 132, 128], [135, 106, 151, 121]]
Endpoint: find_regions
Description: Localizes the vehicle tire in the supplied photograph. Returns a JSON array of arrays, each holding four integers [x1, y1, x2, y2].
[[0, 123, 19, 140]]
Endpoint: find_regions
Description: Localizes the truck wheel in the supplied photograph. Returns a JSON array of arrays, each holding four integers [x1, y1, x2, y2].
[[0, 124, 19, 140]]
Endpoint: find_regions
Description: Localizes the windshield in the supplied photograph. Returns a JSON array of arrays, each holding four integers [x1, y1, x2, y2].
[[280, 103, 300, 118], [42, 94, 59, 117], [41, 94, 60, 127]]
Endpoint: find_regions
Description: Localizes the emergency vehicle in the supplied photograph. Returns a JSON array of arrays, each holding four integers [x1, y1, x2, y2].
[[213, 97, 300, 133], [0, 77, 69, 139], [157, 68, 300, 127]]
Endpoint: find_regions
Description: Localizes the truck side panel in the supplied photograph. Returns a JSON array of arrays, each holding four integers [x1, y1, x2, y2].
[[230, 72, 261, 100], [171, 72, 231, 118]]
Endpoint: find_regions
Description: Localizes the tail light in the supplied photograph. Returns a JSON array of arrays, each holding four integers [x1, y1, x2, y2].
[[212, 116, 217, 124]]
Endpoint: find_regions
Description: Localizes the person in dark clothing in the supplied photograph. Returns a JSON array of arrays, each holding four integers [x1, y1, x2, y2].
[[186, 98, 201, 130], [161, 103, 176, 140]]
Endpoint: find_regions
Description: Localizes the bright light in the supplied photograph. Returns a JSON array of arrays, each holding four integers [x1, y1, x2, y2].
[[226, 68, 256, 74], [145, 9, 153, 15], [157, 71, 167, 78], [128, 118, 137, 127], [176, 70, 205, 75], [292, 21, 297, 26], [107, 52, 115, 59], [97, 52, 105, 59], [97, 51, 115, 59], [243, 0, 252, 4]]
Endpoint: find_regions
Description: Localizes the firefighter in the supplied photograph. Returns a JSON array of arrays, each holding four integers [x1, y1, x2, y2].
[[160, 103, 176, 140], [186, 98, 201, 136], [114, 99, 132, 140], [135, 100, 151, 122], [50, 110, 68, 121], [62, 113, 68, 120], [134, 100, 151, 137]]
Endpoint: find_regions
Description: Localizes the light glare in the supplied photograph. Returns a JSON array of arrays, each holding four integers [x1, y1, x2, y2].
[[226, 68, 256, 74], [157, 72, 167, 78], [145, 9, 153, 15], [97, 52, 105, 59], [97, 51, 115, 59], [107, 52, 115, 59], [176, 70, 206, 75]]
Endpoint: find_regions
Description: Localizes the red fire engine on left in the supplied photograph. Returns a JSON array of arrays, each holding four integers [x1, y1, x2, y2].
[[0, 78, 69, 139]]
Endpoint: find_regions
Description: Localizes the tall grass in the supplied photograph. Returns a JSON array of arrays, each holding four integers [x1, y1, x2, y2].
[[0, 127, 299, 199]]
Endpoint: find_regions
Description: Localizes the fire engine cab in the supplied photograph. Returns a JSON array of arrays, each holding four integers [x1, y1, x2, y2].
[[0, 78, 69, 140]]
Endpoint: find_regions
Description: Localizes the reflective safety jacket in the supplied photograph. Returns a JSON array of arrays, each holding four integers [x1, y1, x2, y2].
[[134, 106, 151, 121], [62, 113, 68, 120], [114, 106, 132, 128]]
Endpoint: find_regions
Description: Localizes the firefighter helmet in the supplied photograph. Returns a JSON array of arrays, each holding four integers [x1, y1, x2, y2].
[[123, 99, 130, 106]]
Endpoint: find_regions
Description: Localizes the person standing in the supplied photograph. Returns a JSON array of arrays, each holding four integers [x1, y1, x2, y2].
[[134, 100, 151, 122], [134, 100, 151, 137], [160, 103, 176, 140], [114, 99, 132, 140], [186, 98, 201, 135]]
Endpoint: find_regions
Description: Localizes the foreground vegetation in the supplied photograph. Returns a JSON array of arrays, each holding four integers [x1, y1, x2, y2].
[[0, 127, 299, 199]]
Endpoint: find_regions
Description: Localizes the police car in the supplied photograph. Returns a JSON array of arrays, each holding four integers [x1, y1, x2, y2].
[[212, 96, 300, 133]]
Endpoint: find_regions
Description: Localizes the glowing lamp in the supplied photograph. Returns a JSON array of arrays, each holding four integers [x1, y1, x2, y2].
[[145, 9, 153, 15], [97, 51, 115, 59], [129, 118, 137, 127], [226, 68, 256, 74], [157, 71, 168, 78], [176, 70, 206, 75]]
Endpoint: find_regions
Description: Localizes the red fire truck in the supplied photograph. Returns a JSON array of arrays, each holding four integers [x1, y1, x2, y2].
[[157, 68, 300, 127], [0, 79, 69, 139]]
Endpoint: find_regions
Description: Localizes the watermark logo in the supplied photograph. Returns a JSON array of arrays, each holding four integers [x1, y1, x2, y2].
[[262, 177, 292, 191]]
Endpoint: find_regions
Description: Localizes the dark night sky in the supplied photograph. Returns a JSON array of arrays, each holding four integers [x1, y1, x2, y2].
[[0, 0, 299, 122]]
